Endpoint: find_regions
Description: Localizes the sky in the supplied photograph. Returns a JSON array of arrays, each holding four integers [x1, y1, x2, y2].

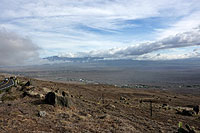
[[1, 0, 200, 65]]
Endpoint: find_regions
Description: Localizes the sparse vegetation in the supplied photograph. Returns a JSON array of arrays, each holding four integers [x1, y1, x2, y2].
[[0, 74, 199, 132]]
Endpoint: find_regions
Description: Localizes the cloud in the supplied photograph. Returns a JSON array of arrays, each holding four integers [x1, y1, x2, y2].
[[1, 1, 199, 41], [1, 0, 200, 60], [1, 0, 197, 33], [0, 29, 40, 66], [137, 49, 200, 60], [157, 11, 200, 38], [67, 26, 200, 60]]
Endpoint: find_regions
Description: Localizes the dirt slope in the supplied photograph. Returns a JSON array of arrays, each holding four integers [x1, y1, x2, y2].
[[0, 74, 199, 133]]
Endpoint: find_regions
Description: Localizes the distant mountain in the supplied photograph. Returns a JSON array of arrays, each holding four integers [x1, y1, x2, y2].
[[44, 56, 200, 68], [44, 56, 104, 62]]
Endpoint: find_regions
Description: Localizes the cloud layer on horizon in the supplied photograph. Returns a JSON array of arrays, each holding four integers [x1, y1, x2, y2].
[[60, 26, 200, 60]]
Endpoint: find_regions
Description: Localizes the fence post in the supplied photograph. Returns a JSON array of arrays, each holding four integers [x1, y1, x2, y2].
[[150, 101, 152, 117]]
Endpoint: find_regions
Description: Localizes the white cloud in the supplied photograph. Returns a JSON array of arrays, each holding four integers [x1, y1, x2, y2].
[[69, 26, 200, 60], [1, 0, 198, 34], [157, 11, 200, 38], [137, 50, 200, 60]]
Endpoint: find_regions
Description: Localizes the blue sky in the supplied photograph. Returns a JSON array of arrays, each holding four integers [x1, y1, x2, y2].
[[1, 0, 200, 65]]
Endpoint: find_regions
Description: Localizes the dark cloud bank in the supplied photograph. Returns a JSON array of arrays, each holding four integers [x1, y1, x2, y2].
[[0, 30, 39, 66]]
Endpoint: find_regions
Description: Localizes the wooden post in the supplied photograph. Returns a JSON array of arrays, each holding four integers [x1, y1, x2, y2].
[[150, 101, 152, 117]]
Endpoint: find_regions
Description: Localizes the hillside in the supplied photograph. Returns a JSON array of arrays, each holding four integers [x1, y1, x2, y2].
[[0, 74, 199, 132]]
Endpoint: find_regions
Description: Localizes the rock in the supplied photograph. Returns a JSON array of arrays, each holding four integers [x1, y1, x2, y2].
[[87, 114, 92, 118], [55, 89, 69, 97], [61, 91, 69, 97], [55, 89, 60, 93], [45, 92, 71, 107], [45, 92, 56, 105], [78, 115, 87, 121], [43, 88, 51, 93], [110, 104, 116, 109], [193, 105, 199, 114], [162, 103, 167, 107], [176, 109, 194, 116], [23, 90, 44, 98], [20, 85, 35, 91], [178, 124, 195, 133], [105, 104, 116, 110], [79, 111, 87, 116], [38, 94, 45, 99], [20, 86, 26, 91], [27, 91, 37, 97], [125, 102, 130, 105], [72, 114, 86, 121], [99, 114, 110, 119], [185, 124, 195, 133], [120, 96, 126, 101], [24, 81, 31, 86], [38, 111, 46, 117], [167, 119, 172, 123]]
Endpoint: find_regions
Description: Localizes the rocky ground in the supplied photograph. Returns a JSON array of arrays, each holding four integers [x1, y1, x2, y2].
[[0, 74, 200, 133]]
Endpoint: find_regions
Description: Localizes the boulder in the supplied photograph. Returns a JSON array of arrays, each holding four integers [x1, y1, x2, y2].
[[42, 87, 51, 93], [23, 90, 44, 99], [38, 111, 47, 117], [20, 85, 34, 91], [24, 81, 31, 86], [176, 109, 194, 116], [45, 91, 71, 107], [45, 92, 56, 105], [193, 105, 199, 114]]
